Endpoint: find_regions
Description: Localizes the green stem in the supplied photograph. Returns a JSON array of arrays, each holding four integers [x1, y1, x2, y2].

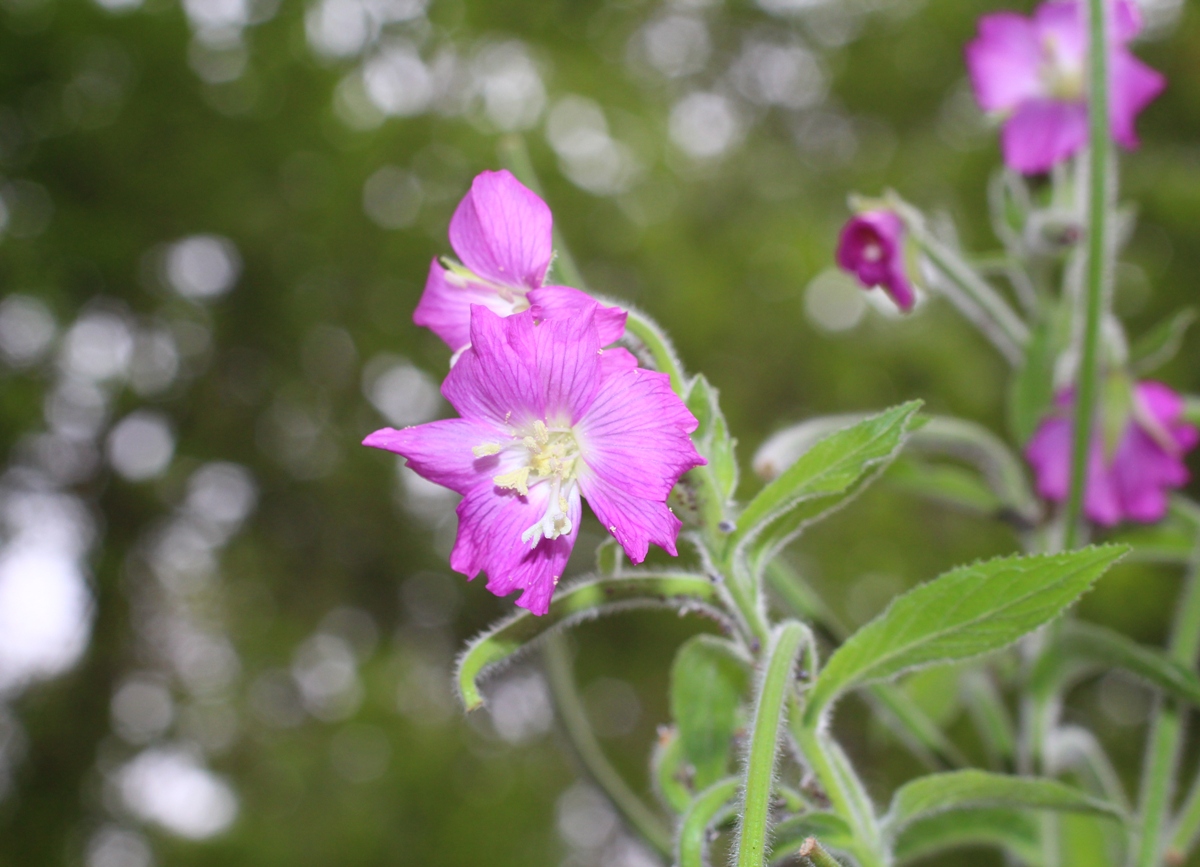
[[913, 229, 1030, 364], [789, 714, 886, 867], [1144, 553, 1200, 865], [735, 622, 807, 867], [677, 777, 740, 867], [1063, 0, 1114, 551], [622, 307, 688, 396], [542, 635, 673, 856]]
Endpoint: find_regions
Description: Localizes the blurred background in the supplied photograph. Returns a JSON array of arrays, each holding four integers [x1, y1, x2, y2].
[[0, 0, 1197, 864]]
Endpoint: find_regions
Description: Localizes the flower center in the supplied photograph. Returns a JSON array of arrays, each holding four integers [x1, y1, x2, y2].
[[1040, 37, 1085, 101], [474, 420, 581, 546], [861, 241, 884, 263]]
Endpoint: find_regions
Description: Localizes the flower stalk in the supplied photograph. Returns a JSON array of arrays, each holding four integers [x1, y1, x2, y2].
[[1064, 0, 1116, 550]]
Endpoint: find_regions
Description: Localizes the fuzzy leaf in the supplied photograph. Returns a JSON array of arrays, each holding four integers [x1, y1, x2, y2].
[[803, 547, 1127, 724], [685, 374, 739, 507], [733, 402, 922, 569], [892, 807, 1042, 864], [885, 770, 1124, 836], [1131, 308, 1197, 375], [670, 635, 749, 789], [889, 458, 1002, 515], [1059, 621, 1200, 707], [455, 573, 725, 711]]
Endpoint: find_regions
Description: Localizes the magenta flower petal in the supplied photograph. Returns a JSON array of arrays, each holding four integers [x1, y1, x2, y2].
[[966, 12, 1045, 113], [521, 308, 602, 424], [451, 482, 580, 616], [441, 306, 545, 429], [528, 286, 628, 346], [1026, 380, 1198, 526], [362, 419, 504, 495], [835, 210, 916, 312], [447, 170, 553, 290], [413, 258, 524, 354], [576, 367, 705, 563], [1001, 99, 1089, 175], [1109, 49, 1166, 149]]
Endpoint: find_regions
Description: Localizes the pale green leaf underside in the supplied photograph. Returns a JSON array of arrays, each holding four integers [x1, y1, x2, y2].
[[804, 546, 1128, 723], [455, 573, 724, 711], [892, 807, 1042, 865], [670, 635, 749, 790], [885, 770, 1124, 836]]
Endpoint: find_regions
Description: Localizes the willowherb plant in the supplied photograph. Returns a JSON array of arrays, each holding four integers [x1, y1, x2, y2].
[[363, 0, 1200, 865]]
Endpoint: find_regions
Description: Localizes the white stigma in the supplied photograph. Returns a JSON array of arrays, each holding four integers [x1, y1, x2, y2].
[[476, 419, 582, 547]]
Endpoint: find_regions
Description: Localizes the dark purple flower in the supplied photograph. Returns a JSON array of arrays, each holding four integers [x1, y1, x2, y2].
[[1026, 381, 1198, 526], [965, 0, 1165, 175], [835, 210, 915, 312]]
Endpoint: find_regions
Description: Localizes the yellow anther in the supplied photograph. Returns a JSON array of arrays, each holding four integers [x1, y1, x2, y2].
[[473, 443, 502, 457], [493, 467, 531, 496]]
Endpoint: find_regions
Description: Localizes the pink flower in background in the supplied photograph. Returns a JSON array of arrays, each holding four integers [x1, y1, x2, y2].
[[364, 306, 704, 615], [965, 0, 1165, 175], [836, 210, 916, 312], [414, 169, 626, 355], [1026, 381, 1198, 526]]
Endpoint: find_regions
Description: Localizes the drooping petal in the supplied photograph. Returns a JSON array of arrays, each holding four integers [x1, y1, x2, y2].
[[527, 286, 628, 346], [1109, 49, 1165, 150], [1001, 98, 1089, 174], [1112, 0, 1145, 43], [575, 366, 705, 563], [442, 306, 543, 429], [413, 259, 524, 353], [447, 170, 553, 291], [450, 482, 579, 616], [966, 12, 1047, 113], [362, 419, 508, 496]]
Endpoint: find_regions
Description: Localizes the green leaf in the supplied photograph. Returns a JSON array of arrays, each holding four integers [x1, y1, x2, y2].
[[803, 546, 1128, 724], [889, 458, 1002, 516], [676, 778, 740, 867], [892, 807, 1042, 865], [1131, 307, 1197, 375], [768, 812, 856, 860], [884, 770, 1124, 837], [455, 573, 725, 711], [1009, 316, 1058, 444], [1058, 620, 1200, 708], [670, 635, 750, 789], [733, 402, 922, 570], [650, 726, 691, 814], [685, 374, 739, 505]]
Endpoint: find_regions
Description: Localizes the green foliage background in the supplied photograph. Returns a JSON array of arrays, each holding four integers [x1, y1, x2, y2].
[[0, 0, 1197, 863]]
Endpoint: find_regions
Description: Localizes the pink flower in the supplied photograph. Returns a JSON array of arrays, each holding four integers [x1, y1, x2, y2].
[[835, 210, 916, 312], [364, 305, 705, 615], [965, 0, 1165, 175], [413, 169, 627, 355], [1026, 381, 1198, 526]]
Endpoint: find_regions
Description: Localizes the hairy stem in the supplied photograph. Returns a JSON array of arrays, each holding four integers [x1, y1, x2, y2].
[[677, 777, 740, 867], [1064, 0, 1115, 550], [735, 622, 808, 867], [543, 635, 673, 856]]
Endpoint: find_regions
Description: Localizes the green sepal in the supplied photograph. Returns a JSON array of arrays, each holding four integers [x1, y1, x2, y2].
[[1131, 307, 1196, 375]]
